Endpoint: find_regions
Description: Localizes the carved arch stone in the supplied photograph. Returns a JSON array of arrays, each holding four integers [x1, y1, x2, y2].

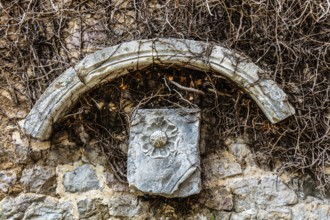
[[24, 38, 295, 140]]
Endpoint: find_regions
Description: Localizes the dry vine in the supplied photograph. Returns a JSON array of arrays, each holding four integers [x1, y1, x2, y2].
[[0, 0, 329, 195]]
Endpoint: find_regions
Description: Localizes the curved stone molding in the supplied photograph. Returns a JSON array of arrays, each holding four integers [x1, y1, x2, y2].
[[24, 38, 295, 140]]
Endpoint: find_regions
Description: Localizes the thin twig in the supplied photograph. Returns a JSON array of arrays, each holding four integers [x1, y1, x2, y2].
[[168, 79, 205, 95]]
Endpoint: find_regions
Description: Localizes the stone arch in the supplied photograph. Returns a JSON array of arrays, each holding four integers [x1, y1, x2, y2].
[[23, 38, 295, 140]]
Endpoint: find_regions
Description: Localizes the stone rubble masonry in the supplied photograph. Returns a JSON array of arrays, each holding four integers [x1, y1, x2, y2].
[[0, 193, 74, 220], [0, 137, 330, 219], [228, 175, 298, 212]]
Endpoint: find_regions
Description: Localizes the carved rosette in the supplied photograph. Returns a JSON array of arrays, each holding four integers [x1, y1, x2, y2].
[[128, 109, 201, 198], [140, 116, 178, 159]]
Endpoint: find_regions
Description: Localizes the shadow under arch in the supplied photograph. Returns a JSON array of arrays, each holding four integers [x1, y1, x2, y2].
[[24, 38, 295, 140]]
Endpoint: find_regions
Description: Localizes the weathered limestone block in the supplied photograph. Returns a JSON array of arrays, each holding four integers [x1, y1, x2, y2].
[[81, 139, 108, 166], [199, 187, 233, 211], [0, 88, 28, 120], [0, 170, 17, 193], [108, 194, 143, 217], [228, 175, 298, 212], [0, 194, 44, 219], [104, 171, 128, 192], [0, 193, 73, 220], [77, 198, 110, 220], [23, 38, 295, 140], [230, 207, 293, 220], [203, 153, 242, 181], [20, 165, 56, 193], [186, 211, 231, 220], [23, 200, 73, 220], [225, 137, 253, 164], [291, 200, 330, 220], [47, 132, 81, 166], [211, 212, 232, 220], [30, 140, 51, 151], [128, 109, 201, 198], [11, 131, 30, 163], [63, 164, 100, 193]]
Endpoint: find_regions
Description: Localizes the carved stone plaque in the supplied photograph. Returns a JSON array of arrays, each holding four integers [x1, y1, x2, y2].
[[127, 109, 201, 198]]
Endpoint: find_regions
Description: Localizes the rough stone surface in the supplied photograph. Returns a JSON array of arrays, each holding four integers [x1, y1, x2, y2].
[[47, 132, 81, 166], [230, 208, 292, 220], [108, 194, 143, 217], [30, 140, 51, 151], [199, 187, 233, 211], [0, 193, 45, 219], [63, 164, 100, 193], [23, 200, 73, 220], [0, 193, 73, 220], [81, 139, 108, 166], [225, 137, 254, 165], [104, 171, 128, 192], [185, 210, 228, 220], [0, 170, 17, 193], [228, 175, 298, 212], [11, 131, 30, 163], [291, 199, 330, 220], [128, 109, 201, 198], [77, 198, 110, 220], [20, 166, 56, 193], [212, 212, 232, 220], [203, 153, 242, 181]]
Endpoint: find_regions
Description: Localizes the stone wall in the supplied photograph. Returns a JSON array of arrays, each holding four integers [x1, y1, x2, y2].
[[1, 1, 329, 219], [0, 126, 329, 219]]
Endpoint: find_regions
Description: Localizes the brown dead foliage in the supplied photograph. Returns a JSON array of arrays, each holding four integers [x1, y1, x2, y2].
[[1, 0, 329, 194]]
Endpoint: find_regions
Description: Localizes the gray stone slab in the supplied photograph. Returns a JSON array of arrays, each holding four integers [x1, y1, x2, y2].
[[63, 164, 100, 193], [127, 108, 201, 198]]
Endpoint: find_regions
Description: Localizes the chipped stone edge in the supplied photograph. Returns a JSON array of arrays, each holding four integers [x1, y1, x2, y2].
[[23, 38, 295, 140]]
